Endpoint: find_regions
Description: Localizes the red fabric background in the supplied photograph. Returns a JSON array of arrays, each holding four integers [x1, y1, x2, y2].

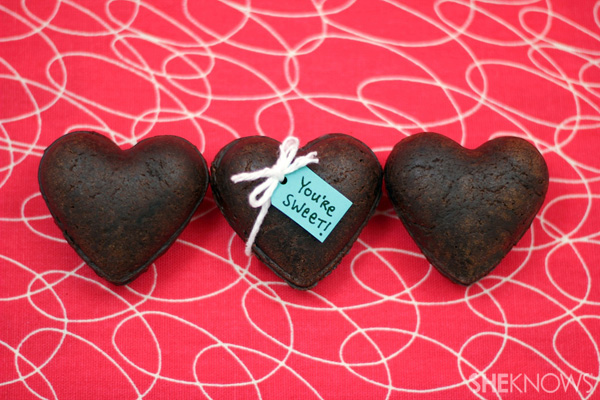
[[1, 1, 600, 399]]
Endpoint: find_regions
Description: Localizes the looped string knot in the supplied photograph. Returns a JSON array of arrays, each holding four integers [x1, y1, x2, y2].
[[231, 137, 318, 256]]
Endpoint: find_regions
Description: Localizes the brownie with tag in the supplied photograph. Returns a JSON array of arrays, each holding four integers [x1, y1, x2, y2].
[[210, 134, 383, 289]]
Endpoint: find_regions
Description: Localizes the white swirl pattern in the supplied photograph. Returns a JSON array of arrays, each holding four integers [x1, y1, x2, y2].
[[1, 1, 600, 399]]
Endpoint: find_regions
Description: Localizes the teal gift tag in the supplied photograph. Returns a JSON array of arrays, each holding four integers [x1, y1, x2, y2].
[[271, 166, 352, 242]]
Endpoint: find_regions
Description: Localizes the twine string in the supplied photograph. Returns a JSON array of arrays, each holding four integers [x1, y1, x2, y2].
[[231, 137, 318, 256]]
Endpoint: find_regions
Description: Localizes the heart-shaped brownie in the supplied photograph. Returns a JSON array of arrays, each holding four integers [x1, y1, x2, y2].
[[384, 132, 548, 285], [38, 131, 209, 285], [211, 134, 383, 289]]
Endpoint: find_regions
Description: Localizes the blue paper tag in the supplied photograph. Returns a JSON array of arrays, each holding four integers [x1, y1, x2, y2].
[[271, 166, 352, 242]]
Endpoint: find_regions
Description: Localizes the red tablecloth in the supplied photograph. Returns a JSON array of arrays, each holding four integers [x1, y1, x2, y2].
[[2, 1, 600, 399]]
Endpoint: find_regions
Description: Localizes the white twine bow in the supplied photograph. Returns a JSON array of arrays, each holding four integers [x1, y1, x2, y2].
[[231, 137, 318, 256]]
